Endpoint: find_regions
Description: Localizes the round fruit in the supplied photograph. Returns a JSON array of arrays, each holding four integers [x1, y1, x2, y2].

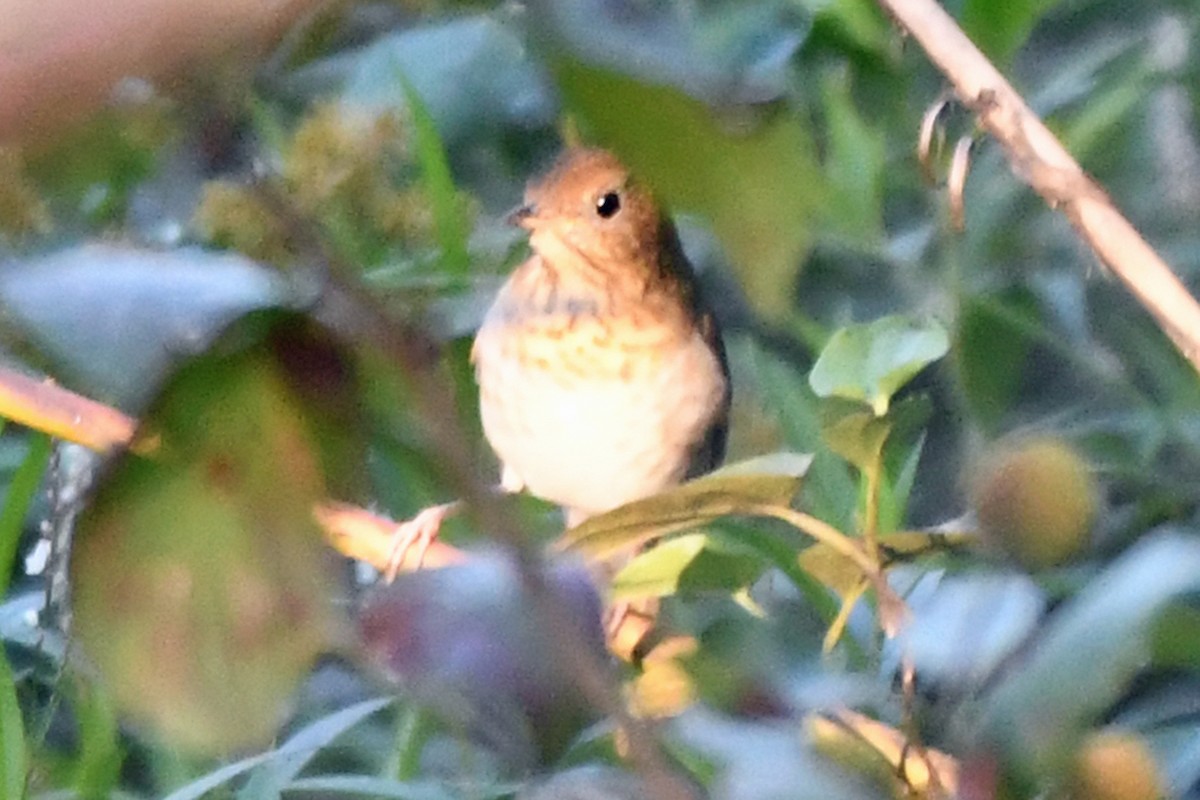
[[971, 437, 1096, 570], [1070, 729, 1164, 800]]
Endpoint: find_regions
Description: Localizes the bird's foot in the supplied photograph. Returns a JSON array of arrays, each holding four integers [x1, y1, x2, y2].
[[604, 597, 660, 662], [384, 502, 458, 581]]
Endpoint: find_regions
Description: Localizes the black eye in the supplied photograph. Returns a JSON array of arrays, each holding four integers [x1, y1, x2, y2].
[[595, 191, 621, 219]]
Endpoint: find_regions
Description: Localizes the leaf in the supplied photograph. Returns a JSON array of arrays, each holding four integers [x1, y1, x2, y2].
[[161, 698, 394, 800], [819, 69, 886, 242], [611, 532, 766, 601], [0, 431, 50, 597], [974, 531, 1200, 784], [741, 338, 856, 531], [819, 398, 891, 473], [894, 573, 1046, 687], [553, 60, 825, 321], [71, 312, 364, 754], [0, 649, 25, 800], [558, 452, 812, 560], [396, 75, 470, 276], [337, 17, 555, 145], [955, 294, 1037, 431], [961, 0, 1064, 68], [0, 244, 285, 408], [809, 315, 949, 416]]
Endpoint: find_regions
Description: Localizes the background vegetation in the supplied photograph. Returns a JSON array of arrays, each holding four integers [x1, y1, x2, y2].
[[2, 0, 1200, 798]]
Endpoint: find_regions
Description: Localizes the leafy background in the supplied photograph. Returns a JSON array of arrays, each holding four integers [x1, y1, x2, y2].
[[2, 0, 1200, 798]]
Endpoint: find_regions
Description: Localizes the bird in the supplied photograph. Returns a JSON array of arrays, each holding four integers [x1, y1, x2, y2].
[[388, 147, 730, 585]]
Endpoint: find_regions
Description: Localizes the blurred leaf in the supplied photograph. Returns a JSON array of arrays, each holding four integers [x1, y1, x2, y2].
[[819, 70, 886, 242], [895, 573, 1045, 687], [396, 77, 469, 276], [809, 316, 949, 416], [742, 339, 856, 531], [161, 697, 394, 800], [558, 452, 812, 560], [611, 532, 766, 601], [955, 294, 1037, 431], [535, 0, 805, 105], [673, 708, 892, 800], [72, 312, 363, 754], [0, 244, 286, 409], [975, 531, 1200, 785], [554, 60, 825, 321], [23, 102, 173, 225], [801, 0, 893, 54], [0, 430, 49, 597], [337, 17, 555, 144], [70, 676, 121, 797], [960, 0, 1063, 67], [0, 648, 24, 800], [282, 775, 469, 798]]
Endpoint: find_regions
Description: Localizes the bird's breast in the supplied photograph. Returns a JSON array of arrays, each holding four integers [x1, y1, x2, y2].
[[473, 303, 727, 519]]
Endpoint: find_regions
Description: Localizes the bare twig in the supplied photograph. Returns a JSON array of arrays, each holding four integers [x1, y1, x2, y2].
[[877, 0, 1200, 372]]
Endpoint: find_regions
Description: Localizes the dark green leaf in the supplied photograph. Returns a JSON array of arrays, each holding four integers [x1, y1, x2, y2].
[[554, 60, 825, 321], [961, 0, 1063, 67], [0, 431, 50, 597], [72, 313, 363, 754], [161, 698, 393, 800], [396, 76, 469, 276], [0, 649, 24, 800]]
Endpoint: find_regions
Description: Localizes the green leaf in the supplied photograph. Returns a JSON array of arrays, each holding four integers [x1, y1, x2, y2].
[[961, 0, 1063, 67], [396, 76, 470, 276], [0, 649, 25, 800], [819, 70, 886, 242], [72, 313, 364, 754], [0, 431, 50, 597], [558, 452, 812, 560], [819, 398, 891, 473], [611, 532, 766, 601], [740, 338, 856, 531], [975, 531, 1200, 785], [162, 698, 393, 800], [955, 294, 1036, 431], [554, 60, 825, 321], [70, 677, 122, 797], [809, 316, 949, 416]]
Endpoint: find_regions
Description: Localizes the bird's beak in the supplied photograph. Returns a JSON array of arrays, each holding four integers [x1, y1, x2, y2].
[[506, 203, 536, 229]]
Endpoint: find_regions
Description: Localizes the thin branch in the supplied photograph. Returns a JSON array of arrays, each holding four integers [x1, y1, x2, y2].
[[878, 0, 1200, 372]]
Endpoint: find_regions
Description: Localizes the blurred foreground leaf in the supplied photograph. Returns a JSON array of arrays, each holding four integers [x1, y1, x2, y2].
[[554, 61, 825, 321], [975, 531, 1200, 787], [72, 312, 363, 754], [0, 244, 286, 409]]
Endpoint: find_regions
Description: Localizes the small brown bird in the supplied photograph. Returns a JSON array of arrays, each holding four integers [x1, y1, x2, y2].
[[475, 147, 730, 525], [388, 148, 730, 573]]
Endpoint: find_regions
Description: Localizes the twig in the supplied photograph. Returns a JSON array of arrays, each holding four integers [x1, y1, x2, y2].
[[877, 0, 1200, 372]]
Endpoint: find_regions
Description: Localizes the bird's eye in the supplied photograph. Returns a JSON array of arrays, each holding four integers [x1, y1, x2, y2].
[[595, 191, 621, 219]]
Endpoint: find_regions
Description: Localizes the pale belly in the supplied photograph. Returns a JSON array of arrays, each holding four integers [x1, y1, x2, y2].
[[474, 330, 725, 520]]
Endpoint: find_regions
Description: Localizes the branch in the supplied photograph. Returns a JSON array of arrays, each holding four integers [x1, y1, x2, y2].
[[879, 0, 1200, 372], [0, 364, 464, 571]]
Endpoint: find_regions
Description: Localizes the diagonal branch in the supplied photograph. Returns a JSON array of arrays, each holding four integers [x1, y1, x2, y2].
[[878, 0, 1200, 372]]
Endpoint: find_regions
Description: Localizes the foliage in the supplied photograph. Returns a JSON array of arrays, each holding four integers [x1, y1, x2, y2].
[[2, 0, 1200, 798]]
